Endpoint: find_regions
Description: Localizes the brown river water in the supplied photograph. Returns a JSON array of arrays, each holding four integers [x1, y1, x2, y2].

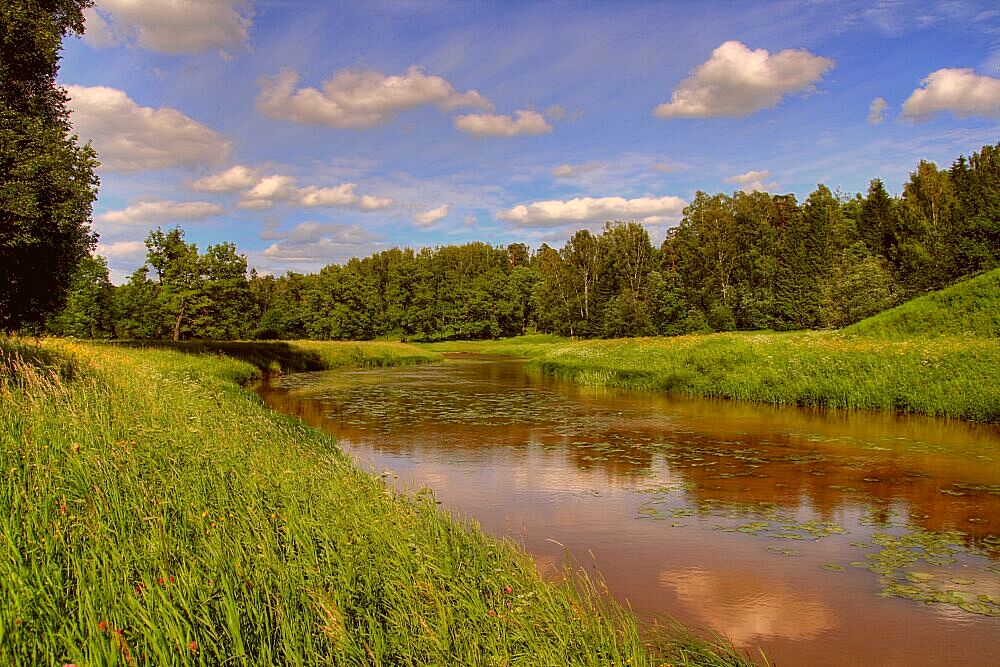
[[257, 354, 1000, 666]]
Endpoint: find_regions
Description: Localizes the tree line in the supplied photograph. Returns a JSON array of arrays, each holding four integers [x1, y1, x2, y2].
[[46, 142, 1000, 341]]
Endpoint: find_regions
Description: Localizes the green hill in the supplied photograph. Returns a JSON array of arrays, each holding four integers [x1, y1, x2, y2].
[[844, 269, 1000, 339]]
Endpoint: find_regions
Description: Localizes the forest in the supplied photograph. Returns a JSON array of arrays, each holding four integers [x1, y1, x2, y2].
[[47, 142, 1000, 342]]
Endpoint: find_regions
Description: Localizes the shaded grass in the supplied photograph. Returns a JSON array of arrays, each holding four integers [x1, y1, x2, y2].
[[843, 268, 1000, 339], [0, 337, 755, 666], [529, 331, 1000, 422], [107, 339, 443, 375]]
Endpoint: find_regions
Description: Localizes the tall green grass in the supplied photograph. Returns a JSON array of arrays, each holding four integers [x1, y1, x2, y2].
[[0, 337, 754, 666], [529, 332, 1000, 421]]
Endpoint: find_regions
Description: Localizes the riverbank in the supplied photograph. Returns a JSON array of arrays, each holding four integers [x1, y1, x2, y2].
[[426, 331, 1000, 421], [0, 337, 752, 666], [421, 272, 1000, 422], [526, 331, 1000, 421]]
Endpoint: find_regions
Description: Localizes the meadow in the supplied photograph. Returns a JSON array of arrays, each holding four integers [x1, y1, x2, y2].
[[0, 337, 753, 666]]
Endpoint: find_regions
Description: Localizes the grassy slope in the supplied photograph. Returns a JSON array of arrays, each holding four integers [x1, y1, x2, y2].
[[423, 271, 1000, 421], [0, 338, 750, 666], [843, 268, 1000, 339]]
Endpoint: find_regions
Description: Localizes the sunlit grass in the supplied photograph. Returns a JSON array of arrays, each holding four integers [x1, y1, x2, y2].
[[0, 337, 754, 666], [419, 333, 569, 357], [528, 331, 1000, 421], [843, 268, 1000, 339]]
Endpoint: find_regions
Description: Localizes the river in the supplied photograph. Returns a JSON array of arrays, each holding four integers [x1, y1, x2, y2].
[[257, 354, 1000, 666]]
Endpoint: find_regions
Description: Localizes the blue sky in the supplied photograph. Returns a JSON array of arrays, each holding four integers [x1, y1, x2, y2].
[[60, 0, 1000, 281]]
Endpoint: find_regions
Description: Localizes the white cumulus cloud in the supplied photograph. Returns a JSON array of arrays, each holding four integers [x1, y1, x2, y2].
[[454, 110, 553, 137], [95, 240, 146, 259], [258, 223, 383, 267], [97, 200, 225, 226], [654, 40, 834, 119], [191, 165, 259, 192], [901, 68, 1000, 120], [497, 195, 687, 227], [238, 175, 393, 211], [66, 85, 231, 172], [414, 204, 450, 226], [256, 66, 492, 128], [726, 170, 779, 192], [83, 0, 253, 54], [868, 97, 889, 124]]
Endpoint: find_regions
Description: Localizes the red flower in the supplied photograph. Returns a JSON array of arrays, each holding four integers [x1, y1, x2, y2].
[[97, 620, 108, 633], [504, 585, 513, 594], [188, 640, 198, 654], [487, 609, 496, 617]]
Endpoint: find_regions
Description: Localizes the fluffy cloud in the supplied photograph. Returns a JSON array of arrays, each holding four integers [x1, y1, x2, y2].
[[654, 41, 834, 119], [191, 165, 259, 192], [726, 169, 779, 192], [97, 200, 225, 226], [256, 66, 492, 128], [238, 175, 393, 211], [497, 195, 687, 227], [414, 204, 450, 226], [259, 222, 382, 265], [454, 110, 553, 137], [83, 0, 253, 54], [901, 68, 1000, 120], [868, 97, 889, 124], [66, 85, 230, 171], [95, 240, 146, 259]]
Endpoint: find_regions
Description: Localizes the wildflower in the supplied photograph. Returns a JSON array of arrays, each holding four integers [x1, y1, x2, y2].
[[503, 585, 512, 594], [135, 582, 146, 596], [487, 609, 496, 617], [97, 620, 108, 633], [188, 640, 198, 654]]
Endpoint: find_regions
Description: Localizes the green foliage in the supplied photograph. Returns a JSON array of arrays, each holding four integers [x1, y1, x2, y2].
[[121, 228, 257, 341], [100, 142, 1000, 343], [46, 254, 114, 338], [0, 0, 98, 332], [0, 338, 754, 666]]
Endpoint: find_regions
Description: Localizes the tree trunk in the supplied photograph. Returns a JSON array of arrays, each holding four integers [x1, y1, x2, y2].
[[172, 300, 185, 341]]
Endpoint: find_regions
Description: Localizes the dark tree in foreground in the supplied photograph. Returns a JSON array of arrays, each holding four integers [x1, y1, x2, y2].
[[0, 0, 99, 331]]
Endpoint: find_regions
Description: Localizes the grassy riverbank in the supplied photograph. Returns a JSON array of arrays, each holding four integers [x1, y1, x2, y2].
[[528, 332, 1000, 421], [424, 271, 1000, 421], [0, 337, 752, 666], [108, 339, 444, 374]]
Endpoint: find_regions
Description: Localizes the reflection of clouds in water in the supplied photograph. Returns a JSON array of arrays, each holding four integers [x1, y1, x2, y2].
[[658, 567, 837, 646]]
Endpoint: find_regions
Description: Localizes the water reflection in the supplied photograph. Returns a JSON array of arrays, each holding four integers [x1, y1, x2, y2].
[[257, 356, 1000, 666], [658, 568, 837, 645]]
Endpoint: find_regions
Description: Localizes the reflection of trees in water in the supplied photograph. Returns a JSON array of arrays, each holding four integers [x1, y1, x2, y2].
[[663, 431, 1000, 554], [259, 369, 1000, 556]]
